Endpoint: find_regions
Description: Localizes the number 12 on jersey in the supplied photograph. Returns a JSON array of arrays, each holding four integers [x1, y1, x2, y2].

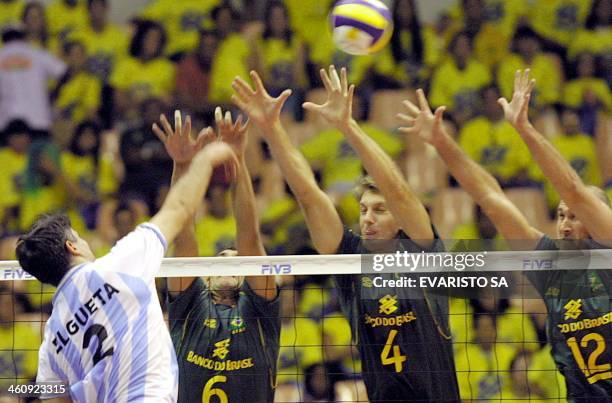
[[381, 329, 407, 372]]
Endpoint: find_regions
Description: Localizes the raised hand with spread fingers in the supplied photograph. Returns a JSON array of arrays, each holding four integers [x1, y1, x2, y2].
[[231, 71, 291, 130], [302, 65, 355, 128], [497, 69, 536, 131], [153, 110, 216, 168], [398, 89, 449, 147]]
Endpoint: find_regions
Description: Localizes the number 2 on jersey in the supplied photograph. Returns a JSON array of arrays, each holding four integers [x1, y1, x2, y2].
[[567, 332, 612, 384], [381, 329, 407, 372], [83, 324, 114, 365], [202, 376, 228, 403]]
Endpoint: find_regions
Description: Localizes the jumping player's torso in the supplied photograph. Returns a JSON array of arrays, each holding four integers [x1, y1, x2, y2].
[[169, 279, 280, 403], [529, 236, 612, 401], [334, 228, 460, 402]]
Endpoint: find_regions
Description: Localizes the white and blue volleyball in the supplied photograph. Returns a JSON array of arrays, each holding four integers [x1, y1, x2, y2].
[[331, 0, 393, 56]]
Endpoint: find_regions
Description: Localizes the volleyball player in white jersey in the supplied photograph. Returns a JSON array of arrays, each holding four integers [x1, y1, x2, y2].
[[15, 113, 238, 402]]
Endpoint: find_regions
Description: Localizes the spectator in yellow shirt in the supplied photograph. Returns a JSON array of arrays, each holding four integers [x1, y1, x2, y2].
[[529, 0, 593, 48], [454, 313, 516, 401], [498, 26, 562, 109], [140, 0, 219, 58], [69, 0, 127, 83], [0, 0, 24, 30], [208, 3, 257, 104], [492, 351, 552, 402], [459, 85, 535, 187], [0, 286, 41, 383], [257, 1, 306, 119], [46, 0, 87, 42], [564, 52, 611, 135], [111, 20, 175, 119], [62, 121, 103, 229], [0, 120, 30, 234], [430, 31, 492, 126], [541, 105, 603, 208], [568, 0, 612, 59], [52, 40, 101, 124]]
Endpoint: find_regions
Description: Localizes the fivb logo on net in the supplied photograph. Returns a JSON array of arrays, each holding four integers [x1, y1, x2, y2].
[[371, 251, 488, 273]]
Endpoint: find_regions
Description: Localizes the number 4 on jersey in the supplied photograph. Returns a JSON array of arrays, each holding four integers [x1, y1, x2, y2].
[[381, 329, 407, 372]]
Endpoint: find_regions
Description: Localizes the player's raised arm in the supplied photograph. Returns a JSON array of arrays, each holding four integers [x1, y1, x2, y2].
[[398, 89, 542, 246], [215, 107, 277, 300], [149, 114, 239, 251], [231, 71, 343, 254], [152, 111, 217, 294], [499, 69, 612, 245], [304, 66, 433, 245]]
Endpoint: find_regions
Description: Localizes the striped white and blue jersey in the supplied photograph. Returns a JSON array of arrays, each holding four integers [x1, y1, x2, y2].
[[36, 223, 178, 402]]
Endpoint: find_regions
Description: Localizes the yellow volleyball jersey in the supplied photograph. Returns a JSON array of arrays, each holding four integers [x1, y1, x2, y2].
[[278, 317, 323, 385], [110, 57, 176, 101], [209, 34, 251, 103], [529, 0, 592, 45], [458, 117, 533, 182], [69, 24, 128, 81], [61, 152, 97, 195], [141, 0, 219, 55], [567, 28, 612, 59], [543, 133, 603, 208], [0, 0, 25, 29], [258, 36, 304, 89], [563, 77, 612, 110], [195, 214, 236, 257], [55, 72, 102, 123], [300, 123, 403, 191], [46, 0, 87, 40], [454, 342, 515, 401], [498, 53, 561, 107], [322, 312, 362, 373], [0, 323, 41, 382], [429, 58, 492, 110], [0, 148, 27, 209]]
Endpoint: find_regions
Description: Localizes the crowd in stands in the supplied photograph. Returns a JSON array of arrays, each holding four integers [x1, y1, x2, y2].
[[0, 0, 609, 401]]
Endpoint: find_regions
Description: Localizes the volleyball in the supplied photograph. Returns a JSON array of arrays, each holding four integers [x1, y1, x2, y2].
[[330, 0, 393, 56]]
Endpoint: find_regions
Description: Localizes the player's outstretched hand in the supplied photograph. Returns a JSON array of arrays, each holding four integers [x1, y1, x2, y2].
[[397, 89, 448, 147], [303, 65, 355, 128], [153, 110, 215, 165], [497, 69, 536, 131], [231, 71, 291, 129], [214, 106, 249, 159]]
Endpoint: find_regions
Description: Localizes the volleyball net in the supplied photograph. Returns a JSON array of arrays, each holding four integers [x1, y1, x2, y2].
[[1, 247, 611, 402]]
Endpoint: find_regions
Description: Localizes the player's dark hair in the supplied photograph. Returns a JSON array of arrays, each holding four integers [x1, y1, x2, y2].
[[263, 1, 292, 43], [356, 176, 380, 200], [129, 19, 167, 59], [390, 0, 423, 65], [16, 214, 76, 286]]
